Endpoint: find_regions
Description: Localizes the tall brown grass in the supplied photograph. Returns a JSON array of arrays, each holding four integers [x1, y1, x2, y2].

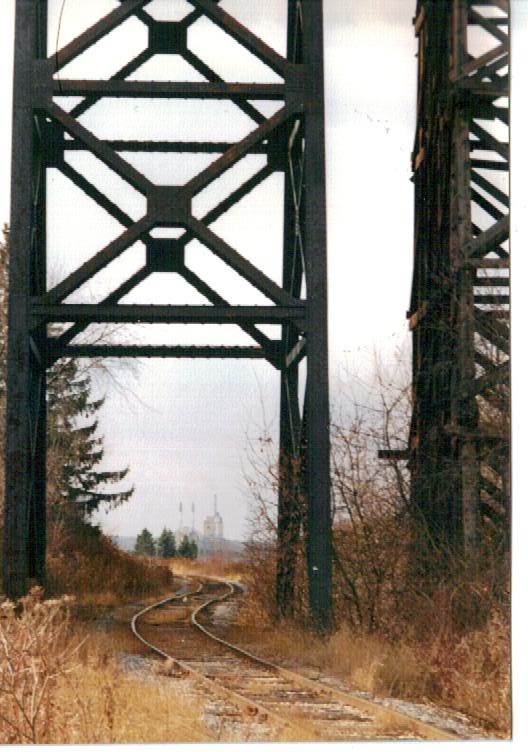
[[0, 587, 213, 744], [46, 516, 173, 607], [168, 552, 246, 581], [235, 571, 511, 737]]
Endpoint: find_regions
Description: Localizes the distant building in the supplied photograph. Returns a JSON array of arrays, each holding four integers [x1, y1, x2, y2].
[[203, 495, 224, 541], [170, 497, 230, 556], [174, 527, 191, 546], [174, 503, 199, 547], [200, 496, 225, 554]]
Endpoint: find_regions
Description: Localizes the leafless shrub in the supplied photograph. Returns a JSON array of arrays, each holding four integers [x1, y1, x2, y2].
[[241, 345, 510, 732], [0, 587, 80, 743]]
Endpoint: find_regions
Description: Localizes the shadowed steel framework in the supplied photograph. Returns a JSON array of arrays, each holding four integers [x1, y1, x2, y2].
[[3, 0, 332, 630], [403, 0, 510, 568]]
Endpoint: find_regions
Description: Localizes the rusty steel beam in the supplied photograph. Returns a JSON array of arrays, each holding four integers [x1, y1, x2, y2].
[[43, 217, 154, 304], [48, 165, 278, 357], [407, 0, 510, 576], [60, 141, 268, 153], [69, 49, 153, 119], [185, 0, 290, 77], [46, 104, 154, 195], [4, 0, 332, 628], [180, 47, 266, 125], [277, 1, 304, 623]]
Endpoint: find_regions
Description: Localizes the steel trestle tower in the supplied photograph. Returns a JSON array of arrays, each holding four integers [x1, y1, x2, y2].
[[4, 0, 332, 629], [408, 0, 510, 570]]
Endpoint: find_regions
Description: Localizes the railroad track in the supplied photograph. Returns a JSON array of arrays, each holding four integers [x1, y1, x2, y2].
[[131, 577, 460, 742]]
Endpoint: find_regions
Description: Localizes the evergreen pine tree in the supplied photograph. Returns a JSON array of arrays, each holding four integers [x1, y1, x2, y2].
[[134, 528, 156, 557], [47, 356, 133, 516], [157, 528, 177, 558], [0, 225, 133, 522], [178, 534, 198, 559]]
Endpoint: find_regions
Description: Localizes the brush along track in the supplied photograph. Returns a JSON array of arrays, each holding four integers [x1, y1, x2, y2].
[[131, 577, 459, 742]]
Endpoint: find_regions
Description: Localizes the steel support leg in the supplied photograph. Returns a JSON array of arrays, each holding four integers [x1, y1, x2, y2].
[[277, 364, 302, 619], [276, 0, 302, 613], [3, 0, 47, 597], [276, 1, 332, 629], [302, 0, 332, 632]]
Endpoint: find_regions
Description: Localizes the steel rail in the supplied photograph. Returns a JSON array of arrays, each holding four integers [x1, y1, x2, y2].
[[131, 577, 293, 731], [190, 581, 459, 741], [131, 577, 459, 741], [130, 579, 204, 659]]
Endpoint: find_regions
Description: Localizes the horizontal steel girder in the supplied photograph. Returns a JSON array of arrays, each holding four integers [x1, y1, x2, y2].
[[49, 344, 272, 360], [32, 303, 306, 325]]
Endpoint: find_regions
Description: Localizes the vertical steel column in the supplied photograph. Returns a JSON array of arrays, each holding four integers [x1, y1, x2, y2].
[[29, 0, 49, 584], [3, 0, 47, 597], [302, 0, 332, 631], [277, 362, 302, 618], [277, 0, 305, 621], [277, 0, 332, 630]]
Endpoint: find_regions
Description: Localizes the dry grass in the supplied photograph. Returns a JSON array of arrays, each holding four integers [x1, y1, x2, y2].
[[167, 552, 246, 582], [0, 517, 510, 740], [46, 519, 173, 608], [422, 607, 511, 732], [0, 588, 213, 744], [54, 658, 212, 744], [0, 587, 320, 744], [0, 588, 77, 743], [0, 523, 222, 743], [234, 586, 511, 737]]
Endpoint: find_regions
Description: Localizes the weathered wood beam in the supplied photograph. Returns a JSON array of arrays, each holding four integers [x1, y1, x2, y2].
[[468, 214, 509, 257]]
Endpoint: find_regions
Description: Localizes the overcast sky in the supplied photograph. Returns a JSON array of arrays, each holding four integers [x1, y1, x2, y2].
[[0, 1, 524, 546]]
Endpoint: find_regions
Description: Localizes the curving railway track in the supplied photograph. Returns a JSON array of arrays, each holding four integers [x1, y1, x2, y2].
[[130, 577, 463, 742]]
